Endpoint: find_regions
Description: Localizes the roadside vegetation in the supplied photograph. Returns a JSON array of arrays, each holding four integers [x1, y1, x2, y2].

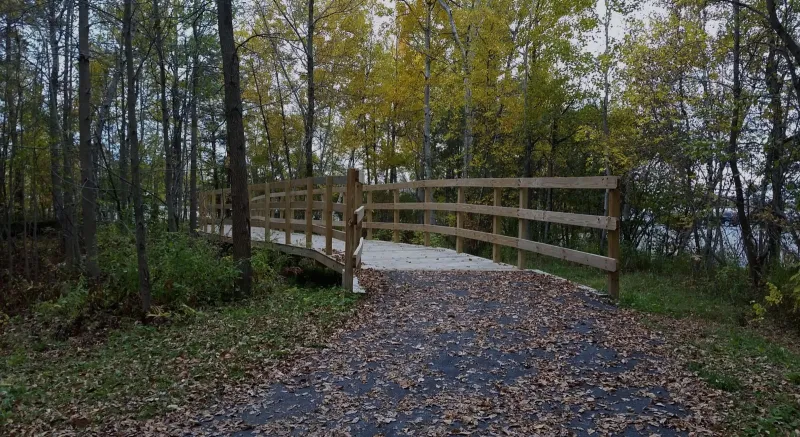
[[0, 227, 360, 432]]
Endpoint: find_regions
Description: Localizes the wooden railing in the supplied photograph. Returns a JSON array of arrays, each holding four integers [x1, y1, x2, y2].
[[199, 172, 621, 298], [199, 170, 365, 291], [361, 176, 621, 298]]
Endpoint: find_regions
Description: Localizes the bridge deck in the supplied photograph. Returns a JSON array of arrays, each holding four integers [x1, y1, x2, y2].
[[206, 225, 516, 272]]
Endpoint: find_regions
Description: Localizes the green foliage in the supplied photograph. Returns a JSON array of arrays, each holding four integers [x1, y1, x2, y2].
[[747, 401, 800, 436], [97, 227, 240, 310], [250, 247, 290, 294], [33, 279, 89, 323], [754, 265, 800, 324], [687, 361, 742, 392]]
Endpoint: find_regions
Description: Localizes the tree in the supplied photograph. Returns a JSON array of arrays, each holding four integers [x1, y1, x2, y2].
[[217, 0, 252, 294], [124, 0, 153, 315], [78, 0, 99, 277]]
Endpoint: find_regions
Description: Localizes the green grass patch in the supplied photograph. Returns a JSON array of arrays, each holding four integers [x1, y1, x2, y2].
[[0, 286, 360, 429], [687, 361, 742, 392]]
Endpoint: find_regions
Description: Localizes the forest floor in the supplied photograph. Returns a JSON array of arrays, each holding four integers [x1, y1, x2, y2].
[[109, 269, 767, 436], [3, 263, 800, 435]]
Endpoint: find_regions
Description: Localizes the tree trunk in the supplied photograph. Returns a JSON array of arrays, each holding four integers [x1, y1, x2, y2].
[[422, 1, 432, 180], [303, 0, 315, 177], [250, 60, 280, 179], [118, 46, 129, 210], [124, 0, 153, 315], [79, 0, 99, 277], [153, 0, 174, 231], [273, 50, 293, 179], [62, 0, 79, 268], [728, 1, 761, 290], [170, 52, 183, 229], [764, 39, 785, 266], [217, 0, 252, 295], [189, 7, 201, 233], [47, 0, 65, 253]]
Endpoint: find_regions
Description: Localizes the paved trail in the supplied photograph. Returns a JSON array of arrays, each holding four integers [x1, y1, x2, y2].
[[178, 270, 721, 436]]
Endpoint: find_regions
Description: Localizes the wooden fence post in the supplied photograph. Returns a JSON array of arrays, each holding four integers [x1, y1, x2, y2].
[[607, 184, 621, 299], [518, 187, 528, 269], [355, 170, 364, 248], [393, 189, 399, 242], [284, 179, 291, 245], [264, 182, 270, 239], [325, 176, 333, 255], [456, 187, 465, 253], [366, 191, 373, 240], [424, 186, 431, 246], [306, 177, 313, 248], [492, 187, 501, 263], [343, 168, 357, 290]]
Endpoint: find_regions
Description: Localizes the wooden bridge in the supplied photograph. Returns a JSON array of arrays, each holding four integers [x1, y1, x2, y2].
[[199, 169, 621, 297]]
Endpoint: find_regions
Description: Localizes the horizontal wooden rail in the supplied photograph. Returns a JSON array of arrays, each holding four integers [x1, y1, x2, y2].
[[363, 222, 616, 272], [354, 206, 365, 224], [365, 202, 616, 230], [362, 176, 618, 191]]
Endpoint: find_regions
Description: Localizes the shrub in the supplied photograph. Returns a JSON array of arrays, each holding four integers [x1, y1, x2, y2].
[[251, 246, 290, 294], [98, 226, 240, 311]]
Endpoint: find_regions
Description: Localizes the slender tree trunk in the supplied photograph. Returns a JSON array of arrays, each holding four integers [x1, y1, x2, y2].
[[189, 8, 201, 233], [303, 0, 315, 177], [272, 51, 292, 179], [119, 47, 129, 210], [79, 0, 98, 276], [170, 52, 183, 229], [423, 1, 432, 180], [600, 0, 611, 251], [62, 0, 79, 268], [765, 40, 785, 266], [153, 0, 174, 231], [48, 0, 66, 253], [124, 0, 153, 315], [728, 2, 761, 290], [250, 60, 280, 179], [217, 0, 252, 295]]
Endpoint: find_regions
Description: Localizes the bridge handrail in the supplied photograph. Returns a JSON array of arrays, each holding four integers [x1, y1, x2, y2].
[[362, 176, 621, 298], [198, 172, 621, 298]]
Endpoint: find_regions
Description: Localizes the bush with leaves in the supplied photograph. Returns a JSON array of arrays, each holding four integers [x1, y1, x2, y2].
[[98, 226, 240, 311]]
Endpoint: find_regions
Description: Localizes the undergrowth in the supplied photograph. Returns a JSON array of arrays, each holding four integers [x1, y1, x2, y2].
[[0, 225, 361, 431]]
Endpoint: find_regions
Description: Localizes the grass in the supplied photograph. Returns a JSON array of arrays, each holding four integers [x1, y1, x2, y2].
[[0, 286, 360, 430]]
